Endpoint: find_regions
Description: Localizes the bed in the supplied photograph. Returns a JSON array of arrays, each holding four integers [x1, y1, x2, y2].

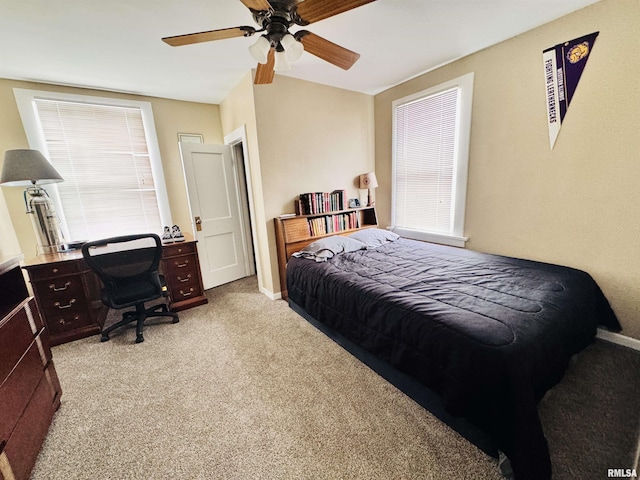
[[283, 228, 621, 480]]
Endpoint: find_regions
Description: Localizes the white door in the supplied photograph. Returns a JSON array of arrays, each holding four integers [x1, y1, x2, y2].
[[179, 143, 250, 289]]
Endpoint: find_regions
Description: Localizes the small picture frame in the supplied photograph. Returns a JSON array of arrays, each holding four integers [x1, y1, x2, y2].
[[178, 133, 204, 144], [348, 198, 360, 208]]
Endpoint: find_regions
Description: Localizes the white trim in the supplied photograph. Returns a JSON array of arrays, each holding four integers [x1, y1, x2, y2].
[[224, 125, 263, 293], [12, 87, 173, 231], [391, 72, 474, 241], [596, 328, 640, 351], [260, 287, 281, 301]]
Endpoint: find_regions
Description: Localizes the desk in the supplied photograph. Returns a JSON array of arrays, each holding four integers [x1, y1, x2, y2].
[[22, 235, 208, 346]]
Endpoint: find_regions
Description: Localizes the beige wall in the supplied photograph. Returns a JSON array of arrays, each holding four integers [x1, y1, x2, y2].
[[252, 74, 375, 296], [222, 73, 375, 295], [375, 0, 640, 339], [220, 72, 271, 292], [0, 78, 222, 259]]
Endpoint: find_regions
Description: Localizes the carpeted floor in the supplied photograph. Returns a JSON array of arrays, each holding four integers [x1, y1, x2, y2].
[[31, 275, 640, 479]]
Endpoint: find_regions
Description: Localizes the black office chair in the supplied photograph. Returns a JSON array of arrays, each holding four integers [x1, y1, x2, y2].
[[82, 233, 179, 343]]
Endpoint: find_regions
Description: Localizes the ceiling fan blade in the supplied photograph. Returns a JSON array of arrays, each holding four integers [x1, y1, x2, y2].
[[297, 31, 360, 70], [295, 0, 375, 25], [254, 48, 275, 84], [239, 0, 272, 11], [162, 26, 255, 47]]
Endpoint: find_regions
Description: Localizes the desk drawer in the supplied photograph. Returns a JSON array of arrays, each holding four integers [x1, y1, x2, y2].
[[172, 284, 203, 302], [25, 260, 80, 279], [32, 275, 86, 305], [162, 242, 196, 258]]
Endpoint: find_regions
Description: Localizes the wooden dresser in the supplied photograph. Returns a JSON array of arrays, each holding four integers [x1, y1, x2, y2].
[[0, 255, 62, 480], [22, 234, 208, 346]]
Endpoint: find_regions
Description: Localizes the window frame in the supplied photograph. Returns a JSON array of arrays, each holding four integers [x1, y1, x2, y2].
[[391, 72, 474, 248], [13, 88, 172, 241]]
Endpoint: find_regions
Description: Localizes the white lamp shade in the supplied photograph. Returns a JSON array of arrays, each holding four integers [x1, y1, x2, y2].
[[1, 149, 64, 186], [359, 172, 378, 189], [274, 49, 291, 72], [281, 34, 304, 63], [248, 36, 271, 64]]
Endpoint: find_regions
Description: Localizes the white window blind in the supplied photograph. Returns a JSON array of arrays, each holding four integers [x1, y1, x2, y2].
[[32, 98, 164, 241], [392, 73, 474, 247], [394, 87, 459, 234]]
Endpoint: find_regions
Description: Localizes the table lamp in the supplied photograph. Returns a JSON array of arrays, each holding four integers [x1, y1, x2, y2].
[[1, 149, 68, 254], [359, 172, 378, 207]]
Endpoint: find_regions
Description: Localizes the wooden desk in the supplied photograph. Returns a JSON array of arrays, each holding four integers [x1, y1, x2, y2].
[[0, 255, 62, 480], [22, 235, 208, 346]]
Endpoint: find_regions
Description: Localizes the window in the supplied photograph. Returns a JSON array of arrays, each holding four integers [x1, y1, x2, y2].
[[14, 88, 171, 241], [392, 73, 474, 247]]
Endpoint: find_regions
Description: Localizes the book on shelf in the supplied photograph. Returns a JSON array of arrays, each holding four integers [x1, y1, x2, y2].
[[305, 211, 360, 237], [298, 190, 348, 215]]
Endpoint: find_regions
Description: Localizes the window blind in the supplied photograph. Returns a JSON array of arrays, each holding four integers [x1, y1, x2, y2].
[[33, 99, 163, 241], [394, 87, 459, 235]]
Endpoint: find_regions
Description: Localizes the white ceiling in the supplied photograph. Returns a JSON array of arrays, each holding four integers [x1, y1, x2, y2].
[[0, 0, 600, 105]]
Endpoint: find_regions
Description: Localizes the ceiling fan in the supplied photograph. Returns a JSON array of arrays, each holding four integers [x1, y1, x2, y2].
[[162, 0, 375, 84]]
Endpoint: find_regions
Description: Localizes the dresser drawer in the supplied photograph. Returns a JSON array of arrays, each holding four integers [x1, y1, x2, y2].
[[0, 338, 44, 442], [3, 371, 58, 480], [0, 301, 38, 383]]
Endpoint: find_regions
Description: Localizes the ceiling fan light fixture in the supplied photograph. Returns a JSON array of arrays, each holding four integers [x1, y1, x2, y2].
[[281, 33, 304, 63], [274, 49, 291, 72], [248, 35, 271, 64]]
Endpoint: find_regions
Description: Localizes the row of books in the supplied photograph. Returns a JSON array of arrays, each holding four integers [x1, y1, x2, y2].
[[307, 212, 360, 237], [297, 190, 347, 215]]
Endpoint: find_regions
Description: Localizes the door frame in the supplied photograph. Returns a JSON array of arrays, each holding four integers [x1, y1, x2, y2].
[[224, 125, 263, 291]]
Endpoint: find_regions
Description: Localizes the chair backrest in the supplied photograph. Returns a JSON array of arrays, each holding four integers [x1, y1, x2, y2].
[[81, 233, 163, 291]]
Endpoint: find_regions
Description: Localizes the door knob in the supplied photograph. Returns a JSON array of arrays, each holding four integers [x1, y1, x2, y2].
[[195, 216, 202, 231]]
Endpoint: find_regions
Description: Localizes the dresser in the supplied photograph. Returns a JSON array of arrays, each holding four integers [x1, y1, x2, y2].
[[22, 235, 208, 346], [0, 255, 62, 480]]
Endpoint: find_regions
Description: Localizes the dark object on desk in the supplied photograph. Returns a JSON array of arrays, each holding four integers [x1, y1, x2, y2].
[[81, 233, 179, 344], [286, 236, 621, 480]]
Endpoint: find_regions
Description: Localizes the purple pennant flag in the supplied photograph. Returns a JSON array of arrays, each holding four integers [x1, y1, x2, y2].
[[543, 31, 599, 149]]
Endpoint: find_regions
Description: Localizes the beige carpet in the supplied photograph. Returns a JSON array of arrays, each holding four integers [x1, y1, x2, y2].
[[31, 276, 639, 479]]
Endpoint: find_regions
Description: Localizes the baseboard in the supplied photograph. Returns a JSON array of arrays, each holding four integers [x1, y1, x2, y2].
[[260, 286, 281, 301], [596, 329, 640, 351]]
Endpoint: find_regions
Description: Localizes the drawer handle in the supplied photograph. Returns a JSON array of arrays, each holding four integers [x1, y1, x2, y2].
[[58, 315, 79, 325], [177, 274, 192, 283], [54, 299, 77, 309], [50, 281, 71, 292], [175, 260, 189, 268], [179, 288, 194, 297]]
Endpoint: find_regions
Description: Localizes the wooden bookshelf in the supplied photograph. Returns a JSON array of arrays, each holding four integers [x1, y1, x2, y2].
[[274, 206, 377, 299]]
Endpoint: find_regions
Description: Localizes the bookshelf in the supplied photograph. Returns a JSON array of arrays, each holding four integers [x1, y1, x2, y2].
[[274, 206, 377, 299]]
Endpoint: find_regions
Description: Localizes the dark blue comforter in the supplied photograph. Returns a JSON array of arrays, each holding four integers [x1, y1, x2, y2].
[[287, 238, 620, 480]]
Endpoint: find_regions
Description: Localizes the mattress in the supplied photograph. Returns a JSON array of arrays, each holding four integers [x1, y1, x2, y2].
[[286, 236, 620, 480]]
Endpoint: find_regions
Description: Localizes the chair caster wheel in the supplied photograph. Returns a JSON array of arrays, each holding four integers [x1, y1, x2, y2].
[[100, 334, 110, 342], [135, 335, 144, 343], [172, 317, 179, 324]]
